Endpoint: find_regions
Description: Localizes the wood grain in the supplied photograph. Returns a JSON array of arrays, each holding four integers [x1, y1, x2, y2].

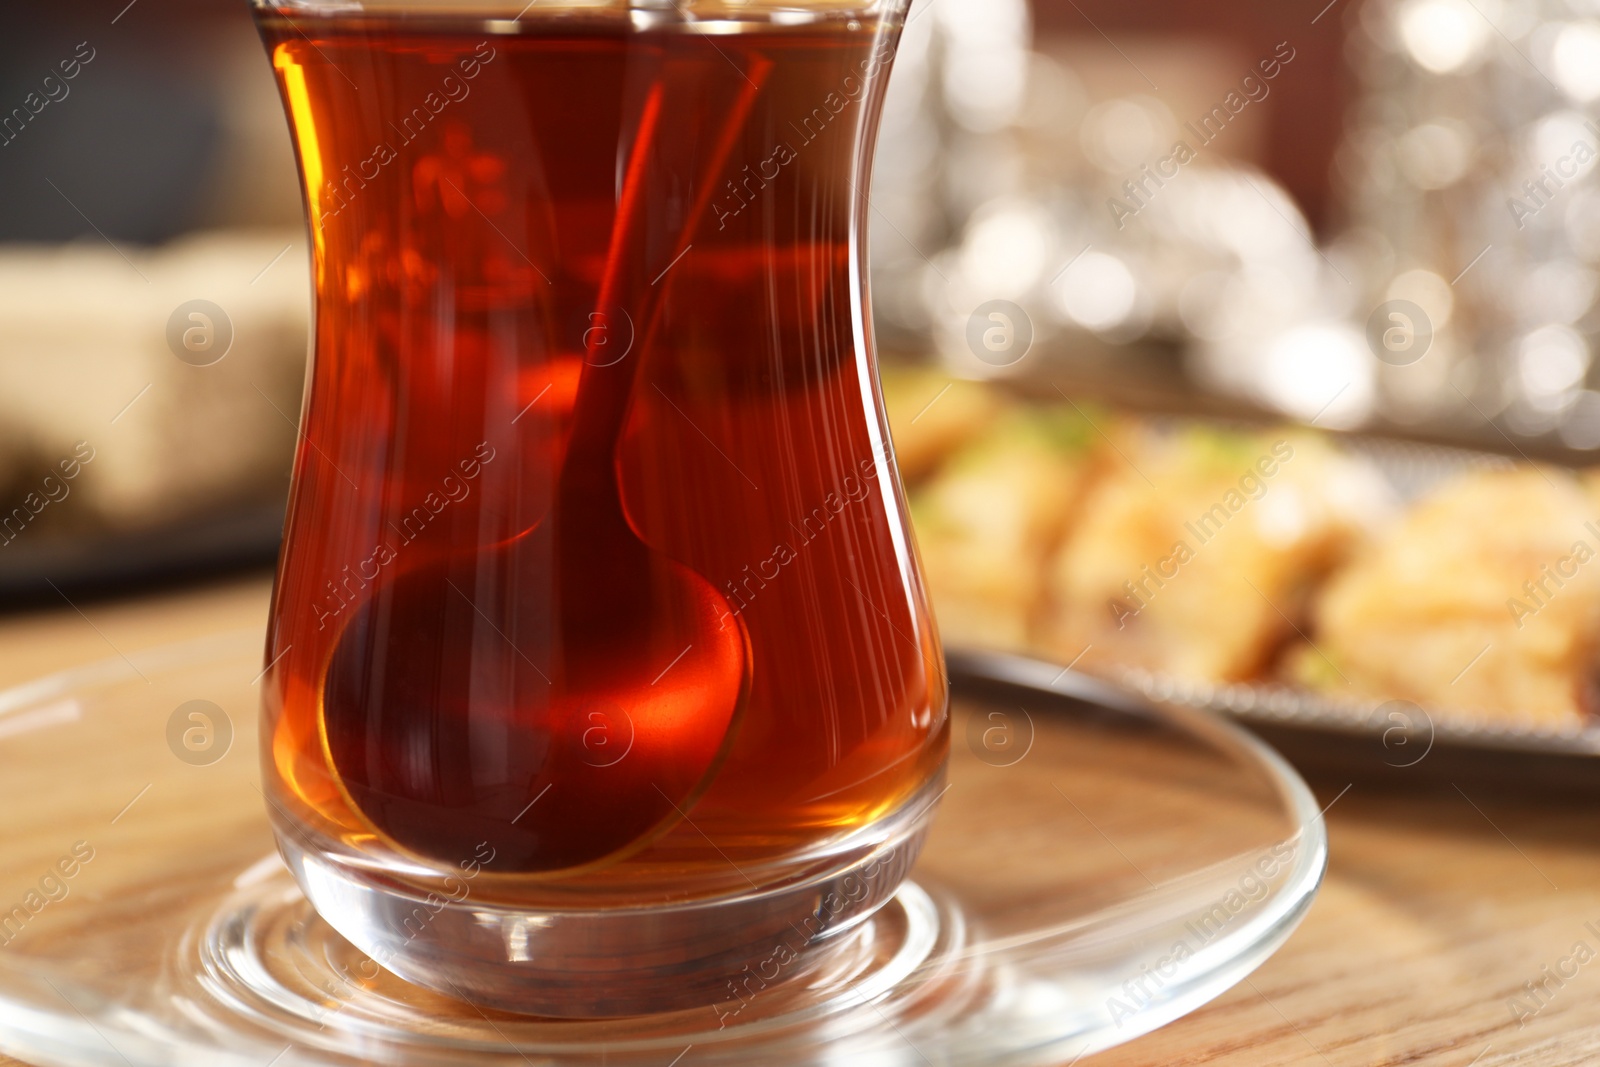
[[0, 575, 1594, 1065]]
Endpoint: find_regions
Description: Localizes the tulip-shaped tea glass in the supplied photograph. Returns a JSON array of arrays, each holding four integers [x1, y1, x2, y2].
[[251, 0, 947, 1016]]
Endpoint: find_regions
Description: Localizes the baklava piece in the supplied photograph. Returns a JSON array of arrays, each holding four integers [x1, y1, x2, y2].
[[911, 405, 1103, 650], [1293, 467, 1600, 729], [1041, 425, 1393, 682]]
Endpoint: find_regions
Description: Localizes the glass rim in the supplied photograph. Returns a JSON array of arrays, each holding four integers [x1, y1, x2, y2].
[[250, 0, 907, 17]]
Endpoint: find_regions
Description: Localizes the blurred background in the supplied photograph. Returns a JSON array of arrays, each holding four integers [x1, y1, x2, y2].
[[3, 0, 1599, 598]]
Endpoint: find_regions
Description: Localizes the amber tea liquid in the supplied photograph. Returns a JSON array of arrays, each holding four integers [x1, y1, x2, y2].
[[257, 6, 946, 923]]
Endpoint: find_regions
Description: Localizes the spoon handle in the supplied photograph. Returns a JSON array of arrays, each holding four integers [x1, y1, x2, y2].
[[563, 54, 774, 489]]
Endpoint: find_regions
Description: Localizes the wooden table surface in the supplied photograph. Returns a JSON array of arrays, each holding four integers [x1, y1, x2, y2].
[[0, 574, 1596, 1066]]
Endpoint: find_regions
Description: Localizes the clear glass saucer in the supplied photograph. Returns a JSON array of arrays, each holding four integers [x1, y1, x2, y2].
[[0, 629, 1324, 1067]]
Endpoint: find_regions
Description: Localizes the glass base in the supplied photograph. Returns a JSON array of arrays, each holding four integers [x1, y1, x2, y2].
[[272, 778, 937, 1017], [0, 629, 1325, 1066]]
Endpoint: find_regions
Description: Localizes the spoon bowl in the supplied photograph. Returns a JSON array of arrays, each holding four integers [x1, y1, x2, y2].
[[321, 515, 747, 874]]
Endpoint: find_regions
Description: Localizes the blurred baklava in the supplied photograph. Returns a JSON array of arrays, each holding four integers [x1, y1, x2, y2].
[[0, 231, 307, 534], [880, 367, 1005, 484], [1039, 425, 1393, 682], [1292, 467, 1600, 729], [910, 405, 1103, 650]]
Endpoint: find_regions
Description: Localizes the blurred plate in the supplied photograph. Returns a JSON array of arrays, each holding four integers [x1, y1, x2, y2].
[[899, 362, 1600, 782], [948, 648, 1600, 796], [0, 502, 283, 605]]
